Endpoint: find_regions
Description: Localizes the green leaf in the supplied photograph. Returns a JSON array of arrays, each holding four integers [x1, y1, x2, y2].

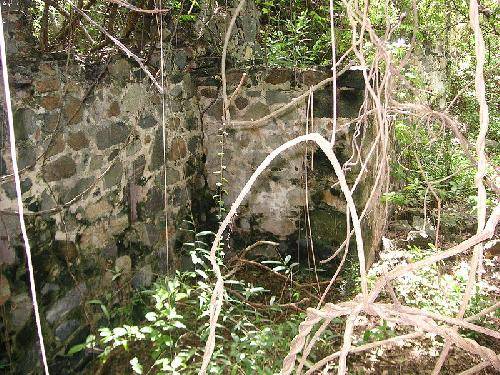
[[195, 269, 208, 279], [130, 357, 143, 374], [172, 321, 187, 329], [195, 231, 215, 237], [113, 327, 127, 337], [145, 312, 158, 321], [67, 343, 86, 356]]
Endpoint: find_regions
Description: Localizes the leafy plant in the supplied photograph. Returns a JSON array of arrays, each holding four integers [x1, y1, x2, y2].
[[68, 229, 323, 374]]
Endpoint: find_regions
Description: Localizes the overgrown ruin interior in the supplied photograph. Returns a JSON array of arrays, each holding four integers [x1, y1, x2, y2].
[[0, 0, 498, 374]]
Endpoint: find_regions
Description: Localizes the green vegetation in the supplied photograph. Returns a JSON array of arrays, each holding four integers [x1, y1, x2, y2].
[[69, 230, 340, 374]]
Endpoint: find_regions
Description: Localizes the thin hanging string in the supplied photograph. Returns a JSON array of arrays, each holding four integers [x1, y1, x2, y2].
[[329, 0, 337, 145], [156, 0, 170, 271], [0, 7, 50, 375], [305, 87, 319, 291]]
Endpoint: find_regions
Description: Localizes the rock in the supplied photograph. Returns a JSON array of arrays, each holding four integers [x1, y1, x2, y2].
[[0, 273, 10, 305], [45, 133, 65, 158], [244, 242, 280, 260], [0, 156, 6, 176], [54, 240, 78, 262], [2, 182, 16, 199], [168, 137, 187, 161], [108, 149, 119, 162], [46, 283, 87, 324], [309, 209, 347, 248], [132, 154, 146, 173], [172, 186, 187, 206], [138, 114, 156, 129], [186, 116, 197, 130], [122, 83, 146, 113], [102, 243, 118, 259], [101, 270, 114, 288], [322, 190, 346, 211], [286, 188, 305, 206], [96, 122, 129, 150], [406, 230, 435, 249], [104, 161, 123, 189], [171, 84, 183, 98], [207, 99, 223, 118], [264, 69, 292, 85], [131, 264, 153, 289], [187, 135, 201, 154], [55, 319, 79, 341], [41, 283, 60, 296], [302, 70, 329, 86], [166, 168, 180, 183], [39, 63, 57, 76], [265, 90, 290, 105], [411, 216, 427, 230], [61, 177, 92, 202], [142, 188, 163, 220], [173, 49, 188, 69], [107, 101, 121, 117], [17, 146, 36, 169], [312, 90, 333, 118], [234, 96, 249, 110], [261, 216, 296, 237], [40, 94, 61, 110], [13, 108, 36, 140], [63, 96, 83, 124], [115, 255, 132, 275], [392, 219, 412, 232], [43, 112, 59, 133], [200, 87, 218, 98], [21, 178, 32, 193], [144, 224, 161, 246], [67, 131, 89, 151], [84, 199, 113, 221], [108, 59, 131, 80], [34, 78, 61, 93], [226, 70, 245, 85], [109, 215, 128, 235], [241, 101, 270, 121], [43, 156, 76, 181], [0, 237, 16, 266], [10, 294, 32, 330]]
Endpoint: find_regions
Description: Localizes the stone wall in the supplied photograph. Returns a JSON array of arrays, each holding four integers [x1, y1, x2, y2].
[[199, 68, 385, 266], [0, 20, 206, 369], [0, 4, 388, 372], [1, 56, 206, 370]]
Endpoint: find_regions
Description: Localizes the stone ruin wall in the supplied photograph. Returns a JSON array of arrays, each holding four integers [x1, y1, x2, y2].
[[0, 3, 388, 371], [200, 67, 386, 266]]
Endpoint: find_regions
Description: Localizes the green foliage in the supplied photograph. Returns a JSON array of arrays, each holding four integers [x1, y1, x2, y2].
[[359, 320, 396, 345], [368, 244, 493, 318], [68, 228, 335, 374], [260, 8, 332, 67], [391, 119, 477, 209]]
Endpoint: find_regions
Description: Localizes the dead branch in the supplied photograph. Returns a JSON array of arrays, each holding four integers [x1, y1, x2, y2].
[[106, 0, 170, 13], [66, 0, 163, 93]]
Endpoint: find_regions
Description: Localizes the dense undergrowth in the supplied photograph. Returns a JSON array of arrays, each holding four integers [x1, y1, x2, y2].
[[68, 224, 498, 374]]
